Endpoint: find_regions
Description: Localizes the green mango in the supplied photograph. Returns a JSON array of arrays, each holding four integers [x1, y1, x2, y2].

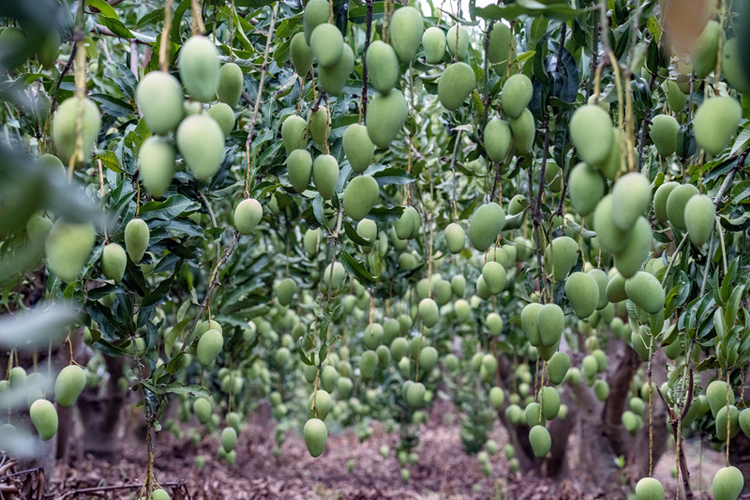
[[178, 35, 220, 103], [125, 218, 150, 264], [706, 380, 730, 417], [715, 405, 740, 441], [483, 118, 511, 163], [663, 79, 688, 113], [343, 174, 380, 221], [613, 216, 651, 278], [101, 243, 127, 283], [438, 62, 476, 111], [488, 22, 511, 76], [312, 154, 339, 200], [304, 418, 328, 457], [139, 136, 175, 198], [541, 387, 560, 420], [611, 172, 651, 231], [366, 40, 399, 94], [343, 124, 374, 173], [291, 32, 314, 77], [635, 477, 664, 500], [501, 74, 533, 119], [323, 261, 346, 289], [529, 426, 551, 458], [135, 71, 184, 134], [419, 346, 438, 372], [309, 23, 343, 68], [45, 219, 96, 282], [521, 302, 543, 346], [320, 43, 353, 96], [303, 0, 330, 43], [537, 303, 564, 347], [653, 181, 678, 224], [281, 115, 308, 154], [444, 222, 466, 254], [221, 427, 237, 452], [565, 272, 599, 319], [196, 328, 223, 366], [193, 398, 212, 424], [712, 466, 743, 500], [389, 6, 423, 63], [649, 114, 680, 158], [508, 108, 535, 152], [606, 272, 628, 303], [568, 162, 605, 216], [693, 96, 742, 156], [482, 261, 506, 295], [309, 106, 329, 145], [307, 389, 332, 420], [218, 62, 244, 108], [544, 236, 578, 281], [54, 365, 86, 407], [422, 27, 446, 64], [52, 97, 101, 165], [419, 298, 439, 327], [30, 399, 58, 441], [360, 350, 378, 379], [569, 104, 614, 166], [469, 203, 505, 252], [722, 38, 750, 94], [208, 102, 235, 136], [599, 127, 623, 180], [690, 20, 719, 79], [275, 278, 298, 306], [587, 268, 609, 310], [685, 194, 715, 247], [176, 115, 225, 179], [234, 198, 262, 235], [446, 25, 470, 61], [287, 149, 313, 193], [547, 352, 570, 385], [666, 183, 699, 230], [366, 90, 407, 148]]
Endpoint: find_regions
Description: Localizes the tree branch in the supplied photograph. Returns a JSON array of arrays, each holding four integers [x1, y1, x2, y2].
[[361, 0, 373, 121]]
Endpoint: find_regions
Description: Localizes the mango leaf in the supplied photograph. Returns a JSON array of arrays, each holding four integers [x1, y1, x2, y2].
[[340, 250, 376, 284], [166, 383, 210, 398], [344, 220, 372, 246], [88, 0, 119, 19]]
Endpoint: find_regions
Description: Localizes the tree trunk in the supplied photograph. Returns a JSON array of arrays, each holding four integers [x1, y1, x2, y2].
[[77, 355, 126, 459]]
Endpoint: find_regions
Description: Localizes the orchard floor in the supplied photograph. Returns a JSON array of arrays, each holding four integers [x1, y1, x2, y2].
[[50, 400, 724, 500]]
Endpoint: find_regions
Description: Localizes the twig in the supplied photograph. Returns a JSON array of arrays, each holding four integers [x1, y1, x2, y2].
[[655, 384, 695, 500], [480, 21, 494, 140], [93, 24, 151, 45], [50, 44, 77, 115], [449, 130, 462, 220], [198, 191, 221, 263], [636, 70, 657, 172], [360, 0, 373, 123]]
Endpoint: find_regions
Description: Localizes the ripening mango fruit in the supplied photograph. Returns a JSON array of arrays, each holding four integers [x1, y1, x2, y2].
[[218, 62, 243, 108], [320, 43, 353, 96], [419, 298, 439, 327], [343, 124, 375, 173], [712, 466, 744, 500], [101, 243, 127, 283], [197, 328, 223, 366], [343, 174, 379, 221], [444, 222, 466, 254], [139, 136, 175, 198], [653, 181, 678, 225], [593, 195, 631, 254], [488, 22, 511, 75], [613, 217, 651, 278], [234, 198, 262, 235], [364, 323, 384, 349], [684, 194, 715, 247], [193, 397, 212, 424], [54, 365, 86, 408], [509, 108, 536, 153], [537, 303, 564, 347], [309, 106, 329, 145], [389, 6, 423, 63], [666, 183, 699, 230], [275, 278, 298, 306], [662, 79, 688, 114], [529, 426, 551, 458], [310, 24, 343, 68], [304, 418, 328, 457], [45, 219, 96, 283], [483, 118, 511, 163], [179, 36, 220, 103], [221, 426, 237, 453], [438, 62, 476, 111], [715, 405, 740, 441], [303, 0, 330, 43], [469, 203, 505, 252], [501, 74, 533, 119], [152, 489, 171, 500], [420, 346, 438, 372], [569, 104, 614, 166], [307, 389, 332, 421], [406, 382, 426, 407], [287, 149, 312, 193], [304, 228, 321, 257], [598, 127, 622, 180], [611, 172, 651, 231], [390, 337, 408, 362], [52, 97, 101, 165], [740, 408, 750, 438], [568, 163, 604, 216], [693, 96, 742, 156], [565, 272, 599, 319], [482, 261, 506, 295], [587, 268, 609, 310], [649, 115, 679, 158], [323, 261, 346, 289], [135, 72, 184, 135], [521, 302, 543, 346], [281, 115, 308, 154], [125, 218, 149, 264], [208, 102, 235, 137], [722, 38, 750, 94], [312, 154, 339, 200], [366, 41, 399, 94], [635, 477, 664, 500], [177, 115, 225, 180], [485, 312, 503, 334], [544, 236, 577, 281], [547, 352, 570, 385], [366, 90, 407, 147], [541, 387, 560, 420], [625, 272, 664, 314], [690, 20, 719, 79], [30, 399, 58, 441], [707, 380, 730, 417], [422, 27, 446, 64], [360, 350, 378, 379], [291, 32, 314, 78], [446, 25, 470, 61]]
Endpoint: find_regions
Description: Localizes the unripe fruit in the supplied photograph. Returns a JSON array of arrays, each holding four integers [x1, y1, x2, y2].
[[712, 466, 743, 500], [419, 298, 439, 327], [444, 223, 466, 254], [438, 62, 476, 111], [366, 90, 407, 148], [125, 218, 150, 264], [525, 402, 545, 427], [544, 236, 578, 281], [693, 96, 742, 156], [419, 346, 438, 372], [101, 243, 127, 283], [722, 38, 750, 94], [521, 302, 543, 346], [569, 104, 614, 166], [366, 41, 399, 94], [594, 195, 632, 254], [193, 397, 212, 424], [179, 36, 220, 102], [390, 337, 408, 362], [281, 115, 308, 154], [488, 22, 511, 75], [405, 382, 425, 407], [343, 124, 374, 173], [217, 63, 244, 109], [135, 72, 184, 134], [53, 365, 86, 408], [221, 426, 237, 452], [197, 328, 223, 366], [482, 261, 506, 295], [446, 25, 470, 61], [684, 194, 715, 247], [740, 408, 750, 438], [508, 109, 535, 153], [707, 380, 730, 417], [613, 217, 651, 278], [635, 477, 665, 500], [451, 275, 466, 297], [312, 154, 339, 200], [653, 181, 678, 224], [489, 387, 505, 408], [666, 183, 699, 230], [547, 352, 570, 385], [529, 426, 551, 458], [649, 114, 679, 158], [599, 127, 622, 180], [625, 272, 665, 314], [176, 115, 225, 180], [364, 323, 383, 349], [565, 272, 599, 319], [663, 79, 688, 113], [483, 118, 511, 163], [45, 219, 96, 282], [304, 418, 327, 457], [307, 389, 332, 420], [30, 399, 58, 441], [541, 387, 560, 420], [389, 6, 423, 63], [501, 74, 533, 119], [139, 136, 175, 198], [611, 172, 651, 231], [360, 350, 378, 379], [469, 203, 505, 252], [486, 312, 503, 335], [234, 198, 262, 235], [303, 0, 330, 43], [310, 24, 343, 68], [343, 175, 379, 221], [587, 268, 609, 310], [208, 102, 235, 136], [568, 163, 604, 216], [622, 410, 640, 435], [422, 27, 446, 64], [715, 405, 740, 441], [291, 32, 314, 77], [309, 106, 329, 145], [537, 303, 564, 347], [594, 379, 609, 401], [433, 280, 452, 305], [27, 216, 53, 248], [152, 489, 170, 500], [320, 43, 354, 96], [690, 20, 719, 79], [323, 261, 346, 289], [52, 97, 101, 165], [275, 278, 298, 306]]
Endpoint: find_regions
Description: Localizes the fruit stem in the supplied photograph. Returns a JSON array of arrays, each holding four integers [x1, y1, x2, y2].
[[725, 369, 731, 467], [159, 0, 173, 72], [190, 0, 206, 35]]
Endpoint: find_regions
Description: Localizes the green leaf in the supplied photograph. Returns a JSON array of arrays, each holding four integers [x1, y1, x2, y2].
[[89, 0, 120, 19], [340, 250, 377, 284], [715, 308, 727, 341], [166, 383, 210, 398], [344, 220, 372, 246], [101, 17, 134, 39], [139, 195, 199, 221], [725, 285, 745, 330], [165, 317, 191, 358], [369, 166, 415, 186]]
